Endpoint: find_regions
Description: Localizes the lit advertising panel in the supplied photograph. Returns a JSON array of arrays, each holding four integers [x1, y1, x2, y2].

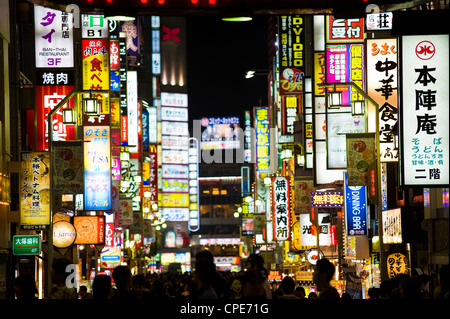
[[281, 96, 300, 135], [272, 176, 291, 241], [162, 208, 189, 221], [82, 39, 110, 116], [20, 152, 51, 230], [299, 213, 332, 246], [200, 117, 241, 150], [326, 16, 364, 43], [36, 85, 76, 151], [367, 38, 398, 161], [74, 216, 105, 245], [161, 121, 189, 136], [127, 71, 138, 150], [254, 107, 271, 172], [326, 44, 365, 106], [162, 150, 189, 164], [81, 14, 108, 39], [162, 164, 189, 179], [34, 5, 73, 68], [160, 92, 188, 107], [161, 107, 189, 122], [314, 52, 326, 96], [401, 35, 449, 186], [279, 15, 305, 95], [366, 12, 393, 31], [346, 133, 377, 186], [162, 193, 189, 208], [327, 112, 366, 168], [382, 208, 402, 244], [84, 126, 111, 210], [344, 172, 368, 236]]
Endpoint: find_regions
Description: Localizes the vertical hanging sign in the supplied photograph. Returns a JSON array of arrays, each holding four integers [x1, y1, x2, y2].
[[34, 5, 74, 68], [272, 176, 291, 241], [344, 172, 368, 236], [279, 15, 305, 95], [367, 38, 398, 162], [84, 126, 112, 210], [401, 35, 449, 186], [254, 106, 271, 172]]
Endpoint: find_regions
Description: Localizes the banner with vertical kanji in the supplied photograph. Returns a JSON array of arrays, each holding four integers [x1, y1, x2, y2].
[[272, 176, 291, 241], [401, 35, 449, 186]]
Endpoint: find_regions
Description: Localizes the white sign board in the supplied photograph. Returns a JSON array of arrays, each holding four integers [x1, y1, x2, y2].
[[401, 35, 449, 186], [34, 5, 74, 68]]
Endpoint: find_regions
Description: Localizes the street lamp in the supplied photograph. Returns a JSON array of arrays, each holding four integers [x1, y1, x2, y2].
[[62, 108, 76, 125], [83, 94, 100, 117]]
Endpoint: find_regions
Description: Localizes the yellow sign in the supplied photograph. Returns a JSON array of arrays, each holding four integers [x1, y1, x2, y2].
[[310, 192, 344, 207], [162, 193, 189, 207], [20, 152, 51, 230]]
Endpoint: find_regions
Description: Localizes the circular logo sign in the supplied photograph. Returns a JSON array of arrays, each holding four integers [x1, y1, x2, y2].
[[53, 220, 77, 248], [415, 41, 435, 60]]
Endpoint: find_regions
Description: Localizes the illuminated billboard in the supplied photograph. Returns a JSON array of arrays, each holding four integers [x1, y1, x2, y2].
[[200, 117, 241, 150], [34, 5, 73, 68], [74, 216, 106, 245], [84, 126, 111, 210], [401, 35, 449, 186], [20, 152, 51, 230], [254, 107, 271, 172], [272, 176, 291, 241]]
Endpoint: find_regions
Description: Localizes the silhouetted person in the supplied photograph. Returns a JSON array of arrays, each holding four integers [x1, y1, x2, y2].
[[131, 274, 151, 300], [13, 274, 38, 300], [294, 286, 306, 299], [192, 257, 218, 299], [111, 266, 135, 300], [279, 276, 298, 299], [78, 285, 91, 299], [368, 287, 380, 299], [47, 257, 77, 299], [313, 258, 340, 300], [433, 264, 449, 299], [92, 274, 113, 300], [417, 274, 431, 299], [195, 250, 226, 298], [242, 267, 267, 300], [341, 292, 352, 300], [308, 292, 317, 299], [245, 254, 272, 299]]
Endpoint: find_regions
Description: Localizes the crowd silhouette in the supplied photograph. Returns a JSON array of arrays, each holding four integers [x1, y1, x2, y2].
[[11, 255, 449, 301]]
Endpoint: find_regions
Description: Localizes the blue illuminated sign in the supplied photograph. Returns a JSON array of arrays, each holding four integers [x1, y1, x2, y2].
[[344, 172, 368, 236]]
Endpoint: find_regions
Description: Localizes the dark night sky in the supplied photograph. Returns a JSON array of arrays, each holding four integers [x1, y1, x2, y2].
[[186, 15, 269, 122]]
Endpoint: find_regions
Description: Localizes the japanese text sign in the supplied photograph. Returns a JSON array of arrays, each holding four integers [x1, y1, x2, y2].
[[255, 107, 271, 172], [344, 172, 368, 236], [20, 152, 51, 230], [84, 126, 112, 210], [74, 216, 106, 245], [310, 191, 343, 207], [401, 35, 449, 186], [13, 235, 41, 256], [367, 38, 399, 162], [326, 16, 365, 43], [272, 176, 291, 241], [34, 5, 73, 68], [279, 15, 305, 95]]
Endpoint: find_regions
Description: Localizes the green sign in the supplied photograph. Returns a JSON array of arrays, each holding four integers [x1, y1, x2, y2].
[[13, 235, 41, 255]]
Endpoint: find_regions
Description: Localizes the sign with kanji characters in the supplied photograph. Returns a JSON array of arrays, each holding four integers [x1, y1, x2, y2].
[[84, 126, 111, 210], [326, 16, 365, 43], [82, 14, 108, 39], [367, 38, 399, 162], [20, 152, 51, 230], [36, 85, 76, 151], [272, 176, 291, 241], [34, 5, 74, 68], [310, 192, 343, 207], [281, 96, 300, 135], [401, 35, 449, 186], [326, 44, 365, 106], [255, 107, 271, 172], [299, 213, 332, 246], [82, 39, 110, 116], [366, 12, 393, 31], [279, 15, 305, 95], [36, 69, 74, 86], [382, 208, 402, 244], [314, 52, 326, 96], [162, 208, 189, 221], [13, 235, 41, 255], [344, 172, 368, 236], [387, 253, 408, 278]]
